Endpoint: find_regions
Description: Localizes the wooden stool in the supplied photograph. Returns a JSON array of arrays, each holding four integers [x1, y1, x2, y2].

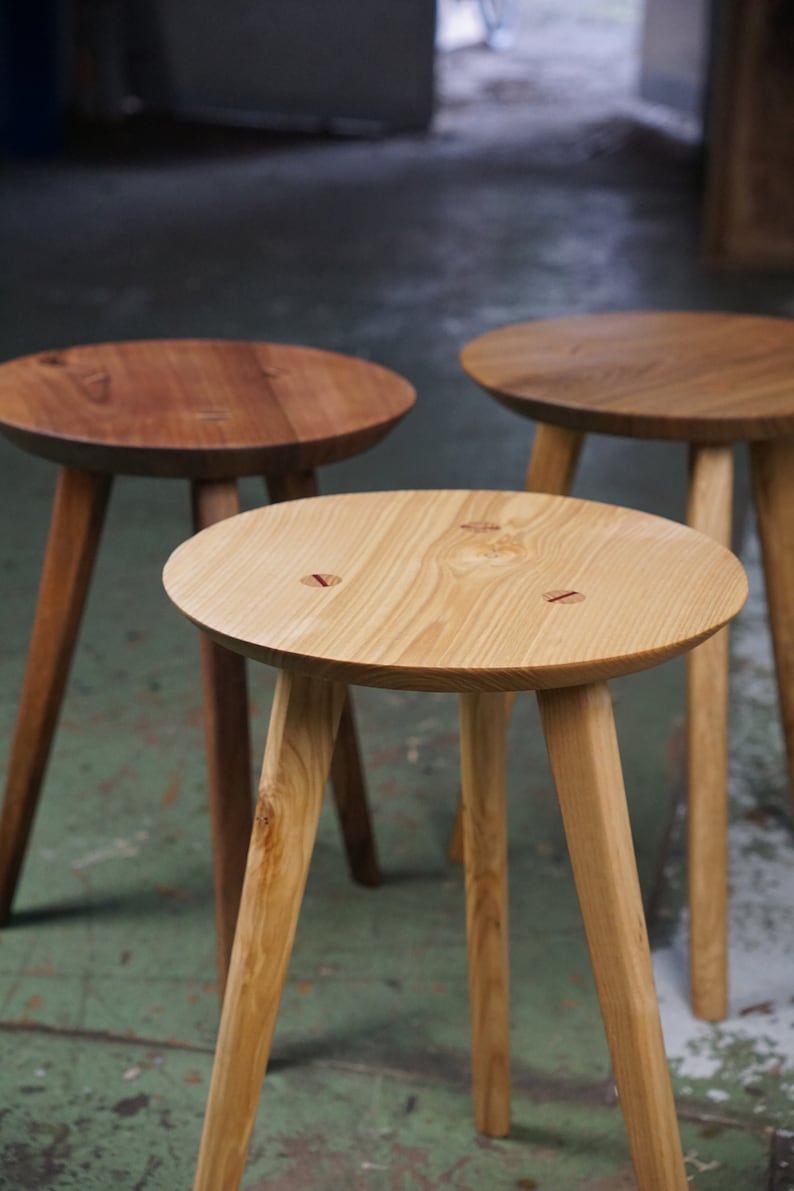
[[458, 310, 794, 1023], [163, 488, 747, 1191], [0, 339, 415, 990]]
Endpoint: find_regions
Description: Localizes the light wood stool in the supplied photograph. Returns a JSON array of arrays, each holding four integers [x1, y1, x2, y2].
[[459, 310, 794, 1023], [163, 488, 747, 1191], [0, 339, 415, 990]]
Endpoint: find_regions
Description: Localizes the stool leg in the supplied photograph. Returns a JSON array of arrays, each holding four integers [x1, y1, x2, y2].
[[459, 691, 510, 1137], [0, 466, 111, 922], [447, 787, 466, 864], [193, 670, 345, 1191], [266, 470, 379, 886], [326, 694, 379, 885], [448, 424, 585, 866], [538, 682, 686, 1191], [192, 480, 254, 994], [687, 443, 734, 1022], [750, 439, 794, 807], [524, 422, 585, 494]]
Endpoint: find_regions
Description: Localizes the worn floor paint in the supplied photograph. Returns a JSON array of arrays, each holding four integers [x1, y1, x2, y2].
[[655, 526, 794, 1124], [1, 1, 794, 1186]]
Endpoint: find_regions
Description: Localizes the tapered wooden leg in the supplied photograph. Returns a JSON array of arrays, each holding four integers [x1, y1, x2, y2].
[[524, 422, 585, 494], [448, 424, 585, 866], [448, 692, 516, 865], [686, 443, 734, 1022], [266, 470, 379, 886], [193, 670, 345, 1191], [750, 438, 794, 808], [0, 466, 111, 922], [538, 682, 686, 1191], [192, 480, 253, 994], [447, 791, 466, 863], [326, 696, 379, 885], [459, 691, 510, 1137]]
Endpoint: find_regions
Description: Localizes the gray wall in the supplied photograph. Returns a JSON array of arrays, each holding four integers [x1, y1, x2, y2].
[[138, 0, 437, 132], [639, 0, 710, 116]]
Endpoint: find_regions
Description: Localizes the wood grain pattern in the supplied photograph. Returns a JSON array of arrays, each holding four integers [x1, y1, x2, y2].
[[191, 479, 254, 995], [266, 469, 380, 888], [538, 682, 687, 1190], [0, 467, 111, 922], [751, 438, 794, 807], [193, 670, 345, 1191], [0, 340, 416, 478], [164, 489, 747, 693], [462, 313, 794, 442], [686, 445, 734, 1021], [460, 691, 510, 1136]]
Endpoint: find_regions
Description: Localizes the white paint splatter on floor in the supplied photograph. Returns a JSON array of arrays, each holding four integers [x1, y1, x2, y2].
[[653, 522, 794, 1100]]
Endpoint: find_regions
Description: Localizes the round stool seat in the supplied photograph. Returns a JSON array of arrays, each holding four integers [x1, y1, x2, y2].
[[163, 489, 747, 693], [0, 339, 415, 478], [462, 312, 794, 443], [167, 488, 748, 1191]]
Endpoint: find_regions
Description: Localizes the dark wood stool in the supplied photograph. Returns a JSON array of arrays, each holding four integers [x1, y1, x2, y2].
[[163, 488, 746, 1191], [0, 339, 415, 990], [458, 310, 794, 1022]]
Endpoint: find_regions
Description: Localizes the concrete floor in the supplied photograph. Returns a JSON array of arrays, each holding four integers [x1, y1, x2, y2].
[[2, 4, 794, 1187]]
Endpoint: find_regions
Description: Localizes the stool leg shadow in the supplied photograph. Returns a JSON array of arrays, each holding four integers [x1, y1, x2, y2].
[[0, 466, 112, 923], [448, 423, 584, 866], [686, 443, 734, 1022], [266, 469, 379, 887], [460, 690, 511, 1137], [538, 681, 687, 1191], [192, 479, 255, 997], [751, 438, 794, 813], [193, 669, 345, 1191]]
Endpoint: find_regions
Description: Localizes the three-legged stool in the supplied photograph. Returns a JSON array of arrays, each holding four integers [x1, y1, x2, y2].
[[459, 310, 794, 1021], [0, 339, 415, 989], [163, 487, 747, 1191]]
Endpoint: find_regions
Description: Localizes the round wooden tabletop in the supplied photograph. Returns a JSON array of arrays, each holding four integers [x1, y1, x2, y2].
[[163, 489, 747, 693], [461, 312, 794, 443], [0, 340, 416, 478]]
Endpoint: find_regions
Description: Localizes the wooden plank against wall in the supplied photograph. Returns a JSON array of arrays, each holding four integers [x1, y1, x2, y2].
[[705, 0, 794, 268]]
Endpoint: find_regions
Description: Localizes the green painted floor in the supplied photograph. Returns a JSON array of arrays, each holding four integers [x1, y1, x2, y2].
[[2, 6, 794, 1187]]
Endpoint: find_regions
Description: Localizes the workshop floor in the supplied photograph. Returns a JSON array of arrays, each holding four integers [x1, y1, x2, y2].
[[2, 3, 794, 1188]]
